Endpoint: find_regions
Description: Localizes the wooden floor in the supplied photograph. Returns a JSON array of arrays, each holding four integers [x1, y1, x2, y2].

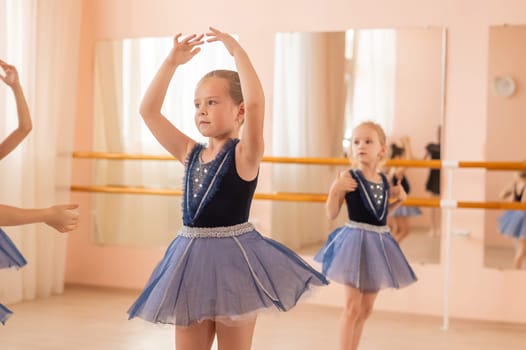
[[1, 286, 525, 349]]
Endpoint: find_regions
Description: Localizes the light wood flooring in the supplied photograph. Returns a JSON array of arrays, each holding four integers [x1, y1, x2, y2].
[[1, 285, 525, 349]]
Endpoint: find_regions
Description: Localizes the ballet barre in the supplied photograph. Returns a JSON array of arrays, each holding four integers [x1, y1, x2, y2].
[[72, 151, 442, 167], [69, 185, 526, 210], [73, 151, 526, 170]]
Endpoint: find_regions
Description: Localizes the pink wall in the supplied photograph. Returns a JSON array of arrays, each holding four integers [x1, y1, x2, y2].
[[67, 0, 526, 323], [484, 26, 526, 247]]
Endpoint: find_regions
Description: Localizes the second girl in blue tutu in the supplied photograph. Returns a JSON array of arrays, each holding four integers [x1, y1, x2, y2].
[[127, 28, 327, 350], [0, 60, 80, 325], [315, 121, 417, 350], [498, 169, 526, 269]]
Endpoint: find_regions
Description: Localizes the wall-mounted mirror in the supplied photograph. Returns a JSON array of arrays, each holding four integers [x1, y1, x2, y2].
[[485, 25, 526, 270], [270, 28, 446, 265]]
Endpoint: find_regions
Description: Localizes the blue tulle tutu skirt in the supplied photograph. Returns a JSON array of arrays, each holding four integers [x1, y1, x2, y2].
[[314, 221, 417, 293], [498, 210, 526, 239], [0, 228, 26, 325], [0, 228, 27, 269], [391, 205, 422, 217], [128, 223, 328, 326], [0, 304, 13, 325]]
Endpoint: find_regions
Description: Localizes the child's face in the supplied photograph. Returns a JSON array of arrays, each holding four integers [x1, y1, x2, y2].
[[194, 77, 242, 138], [351, 125, 386, 164]]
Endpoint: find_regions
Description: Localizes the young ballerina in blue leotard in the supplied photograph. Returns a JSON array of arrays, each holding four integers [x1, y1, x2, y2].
[[127, 28, 327, 350], [315, 121, 417, 350], [0, 60, 79, 325]]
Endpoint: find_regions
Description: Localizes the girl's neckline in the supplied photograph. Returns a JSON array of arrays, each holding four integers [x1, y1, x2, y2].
[[199, 150, 213, 166], [365, 177, 383, 185], [355, 169, 383, 184], [198, 138, 238, 165]]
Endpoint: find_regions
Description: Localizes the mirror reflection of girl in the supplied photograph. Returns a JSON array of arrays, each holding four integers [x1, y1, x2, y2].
[[401, 131, 441, 237], [315, 121, 417, 350], [386, 137, 422, 243], [424, 126, 441, 237], [497, 169, 526, 269], [0, 60, 80, 325], [127, 28, 328, 350]]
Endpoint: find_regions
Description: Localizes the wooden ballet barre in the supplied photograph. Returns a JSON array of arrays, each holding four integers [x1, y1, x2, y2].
[[456, 161, 526, 170], [72, 151, 441, 168], [70, 185, 183, 196], [405, 198, 526, 210], [70, 185, 326, 202], [72, 152, 526, 170], [456, 201, 526, 210], [70, 185, 426, 203], [72, 151, 175, 161], [69, 185, 526, 210]]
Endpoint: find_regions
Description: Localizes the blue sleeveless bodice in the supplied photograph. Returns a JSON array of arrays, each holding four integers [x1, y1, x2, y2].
[[344, 169, 390, 226], [182, 139, 258, 227], [514, 184, 525, 202]]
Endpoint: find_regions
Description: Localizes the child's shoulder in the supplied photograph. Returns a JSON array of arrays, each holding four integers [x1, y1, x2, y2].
[[342, 168, 355, 177]]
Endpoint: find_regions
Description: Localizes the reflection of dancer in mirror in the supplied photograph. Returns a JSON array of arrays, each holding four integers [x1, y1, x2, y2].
[[424, 126, 441, 236], [0, 60, 80, 325], [386, 137, 422, 243], [497, 169, 526, 269], [127, 28, 328, 350], [315, 121, 417, 350]]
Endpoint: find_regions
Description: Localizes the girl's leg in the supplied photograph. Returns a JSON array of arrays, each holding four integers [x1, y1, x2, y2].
[[395, 217, 410, 243], [340, 286, 378, 350], [514, 239, 526, 269], [428, 193, 440, 237], [176, 320, 216, 350], [216, 317, 257, 350], [350, 292, 377, 350], [387, 216, 399, 240]]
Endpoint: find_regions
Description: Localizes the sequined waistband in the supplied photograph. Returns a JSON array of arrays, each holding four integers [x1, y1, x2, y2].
[[345, 220, 390, 234], [178, 222, 255, 238]]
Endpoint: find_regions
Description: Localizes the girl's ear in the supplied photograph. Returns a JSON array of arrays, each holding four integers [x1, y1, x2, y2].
[[379, 144, 387, 159], [236, 102, 245, 124]]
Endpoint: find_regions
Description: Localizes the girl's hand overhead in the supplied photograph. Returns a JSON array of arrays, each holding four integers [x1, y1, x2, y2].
[[167, 33, 205, 65], [0, 60, 20, 87], [206, 27, 242, 56]]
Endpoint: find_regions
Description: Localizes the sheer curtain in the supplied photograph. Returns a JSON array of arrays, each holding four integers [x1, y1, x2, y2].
[[346, 29, 396, 135], [0, 0, 81, 304], [93, 38, 235, 246], [272, 32, 346, 250]]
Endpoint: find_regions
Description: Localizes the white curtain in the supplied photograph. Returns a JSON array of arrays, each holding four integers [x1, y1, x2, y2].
[[92, 38, 235, 246], [346, 29, 396, 135], [0, 0, 81, 303], [272, 32, 346, 250]]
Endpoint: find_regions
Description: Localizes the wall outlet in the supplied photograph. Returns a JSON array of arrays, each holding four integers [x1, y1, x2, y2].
[[451, 228, 471, 237]]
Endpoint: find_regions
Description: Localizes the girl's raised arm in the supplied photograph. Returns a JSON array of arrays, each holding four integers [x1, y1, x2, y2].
[[0, 61, 32, 160], [206, 28, 265, 177], [139, 34, 204, 163], [499, 181, 516, 201], [326, 171, 357, 220], [401, 136, 415, 160]]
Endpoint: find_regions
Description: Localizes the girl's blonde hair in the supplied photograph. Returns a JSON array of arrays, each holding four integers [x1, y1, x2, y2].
[[198, 70, 243, 105], [348, 121, 388, 169]]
